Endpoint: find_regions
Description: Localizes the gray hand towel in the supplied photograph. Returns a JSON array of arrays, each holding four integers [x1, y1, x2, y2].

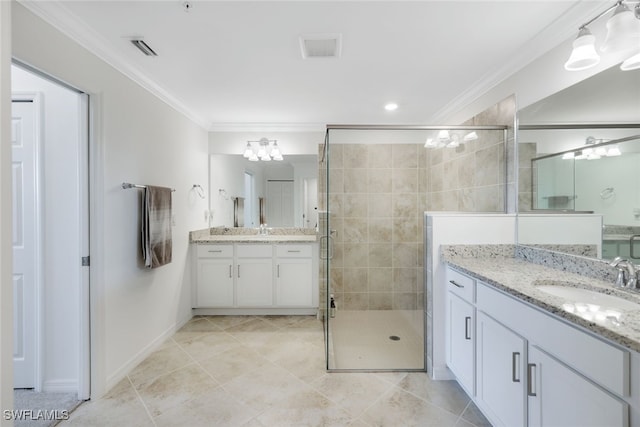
[[142, 186, 172, 268]]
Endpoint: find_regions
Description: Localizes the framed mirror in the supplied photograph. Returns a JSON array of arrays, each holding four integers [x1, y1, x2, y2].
[[517, 65, 640, 260]]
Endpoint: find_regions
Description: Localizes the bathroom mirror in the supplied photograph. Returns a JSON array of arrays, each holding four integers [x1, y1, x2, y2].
[[517, 65, 640, 260], [209, 154, 318, 228]]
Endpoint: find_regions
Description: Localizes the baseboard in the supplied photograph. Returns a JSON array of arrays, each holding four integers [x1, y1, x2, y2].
[[431, 364, 455, 381], [42, 379, 78, 393], [104, 313, 193, 393], [192, 308, 318, 316]]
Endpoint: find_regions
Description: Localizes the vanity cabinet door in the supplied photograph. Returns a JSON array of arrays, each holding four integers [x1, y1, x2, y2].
[[476, 311, 527, 427], [195, 258, 234, 307], [527, 346, 628, 427], [236, 258, 273, 306], [447, 292, 474, 395], [276, 258, 313, 306]]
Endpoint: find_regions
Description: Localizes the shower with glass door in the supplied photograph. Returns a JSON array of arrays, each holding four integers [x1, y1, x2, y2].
[[320, 125, 508, 371]]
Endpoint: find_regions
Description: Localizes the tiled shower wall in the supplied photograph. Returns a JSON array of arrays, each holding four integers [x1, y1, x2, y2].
[[319, 143, 426, 312], [317, 96, 517, 315]]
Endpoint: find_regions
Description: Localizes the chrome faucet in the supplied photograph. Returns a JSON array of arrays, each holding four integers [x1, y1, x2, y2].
[[258, 224, 270, 236], [609, 257, 638, 289]]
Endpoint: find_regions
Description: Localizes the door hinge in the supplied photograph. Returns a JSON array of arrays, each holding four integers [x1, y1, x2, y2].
[[82, 256, 90, 267]]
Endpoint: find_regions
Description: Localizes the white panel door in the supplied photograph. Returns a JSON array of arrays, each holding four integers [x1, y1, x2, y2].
[[12, 100, 37, 388]]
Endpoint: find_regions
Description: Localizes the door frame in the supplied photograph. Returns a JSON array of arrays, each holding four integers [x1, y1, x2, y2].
[[11, 92, 44, 391], [12, 61, 93, 399]]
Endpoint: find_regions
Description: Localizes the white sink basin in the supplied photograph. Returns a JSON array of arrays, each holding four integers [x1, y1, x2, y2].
[[536, 285, 640, 310]]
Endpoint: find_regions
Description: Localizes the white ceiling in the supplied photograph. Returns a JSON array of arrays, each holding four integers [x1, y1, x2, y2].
[[22, 0, 606, 131]]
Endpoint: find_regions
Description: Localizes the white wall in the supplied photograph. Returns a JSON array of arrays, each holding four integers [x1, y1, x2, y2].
[[11, 3, 209, 396], [11, 65, 82, 392], [445, 15, 636, 125], [425, 213, 516, 380], [0, 0, 14, 422]]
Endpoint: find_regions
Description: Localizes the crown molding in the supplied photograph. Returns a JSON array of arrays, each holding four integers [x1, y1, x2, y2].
[[18, 0, 210, 130], [429, 1, 607, 124], [208, 122, 326, 133]]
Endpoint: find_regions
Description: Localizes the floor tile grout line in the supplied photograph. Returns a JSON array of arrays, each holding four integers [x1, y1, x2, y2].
[[126, 375, 158, 427]]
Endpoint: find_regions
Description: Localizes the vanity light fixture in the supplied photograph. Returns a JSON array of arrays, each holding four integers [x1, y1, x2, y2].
[[423, 130, 480, 148], [565, 1, 640, 72], [242, 137, 283, 162], [564, 136, 623, 160]]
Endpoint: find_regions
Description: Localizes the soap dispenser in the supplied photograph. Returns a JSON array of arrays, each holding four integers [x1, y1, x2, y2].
[[330, 294, 336, 318]]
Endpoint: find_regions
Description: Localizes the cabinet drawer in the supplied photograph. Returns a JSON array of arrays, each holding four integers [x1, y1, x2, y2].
[[477, 282, 629, 397], [197, 244, 233, 258], [237, 244, 273, 258], [446, 267, 475, 302], [276, 244, 312, 258]]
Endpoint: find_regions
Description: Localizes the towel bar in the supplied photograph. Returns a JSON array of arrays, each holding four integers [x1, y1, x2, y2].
[[122, 182, 176, 192]]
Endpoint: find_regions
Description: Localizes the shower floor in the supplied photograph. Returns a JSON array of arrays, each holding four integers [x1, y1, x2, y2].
[[328, 310, 424, 370]]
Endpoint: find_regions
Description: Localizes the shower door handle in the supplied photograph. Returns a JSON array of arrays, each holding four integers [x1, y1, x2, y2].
[[320, 235, 334, 260]]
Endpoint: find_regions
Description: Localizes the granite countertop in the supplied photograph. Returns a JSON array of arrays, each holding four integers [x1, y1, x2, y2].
[[189, 227, 318, 243], [192, 234, 317, 243], [445, 255, 640, 353]]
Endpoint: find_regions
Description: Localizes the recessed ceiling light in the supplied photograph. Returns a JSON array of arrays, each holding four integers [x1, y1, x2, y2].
[[384, 103, 398, 111]]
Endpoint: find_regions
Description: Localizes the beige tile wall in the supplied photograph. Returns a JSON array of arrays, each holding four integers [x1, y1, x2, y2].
[[319, 95, 515, 314], [319, 143, 425, 312]]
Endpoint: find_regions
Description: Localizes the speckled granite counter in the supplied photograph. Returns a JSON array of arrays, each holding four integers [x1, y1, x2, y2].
[[190, 227, 318, 243], [442, 245, 640, 353]]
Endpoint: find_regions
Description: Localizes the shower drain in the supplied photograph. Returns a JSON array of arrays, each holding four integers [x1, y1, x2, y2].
[[389, 335, 401, 341]]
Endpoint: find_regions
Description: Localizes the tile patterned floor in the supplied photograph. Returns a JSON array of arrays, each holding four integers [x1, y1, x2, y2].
[[61, 315, 490, 427]]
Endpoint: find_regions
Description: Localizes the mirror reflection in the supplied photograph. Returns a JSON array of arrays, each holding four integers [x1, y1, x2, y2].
[[209, 154, 318, 229], [517, 65, 640, 260]]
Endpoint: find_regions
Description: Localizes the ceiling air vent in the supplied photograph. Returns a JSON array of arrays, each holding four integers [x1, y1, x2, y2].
[[130, 39, 158, 57], [299, 34, 342, 59]]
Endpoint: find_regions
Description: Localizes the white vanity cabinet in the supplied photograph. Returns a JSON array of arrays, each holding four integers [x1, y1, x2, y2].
[[195, 244, 234, 307], [445, 265, 631, 427], [446, 268, 476, 395], [193, 242, 317, 314], [527, 345, 628, 427], [275, 245, 313, 306], [476, 311, 526, 427], [236, 244, 274, 307]]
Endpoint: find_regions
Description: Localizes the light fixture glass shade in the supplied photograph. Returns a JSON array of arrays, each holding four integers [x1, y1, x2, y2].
[[601, 4, 640, 53], [248, 153, 259, 162], [607, 146, 622, 156], [437, 130, 450, 141], [463, 131, 478, 142], [595, 146, 608, 156], [270, 141, 282, 158], [424, 138, 436, 148], [243, 142, 253, 158], [562, 152, 575, 160], [565, 28, 600, 71], [621, 51, 640, 70]]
